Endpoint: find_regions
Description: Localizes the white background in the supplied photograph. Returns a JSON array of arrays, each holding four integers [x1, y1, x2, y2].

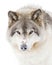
[[0, 0, 52, 65]]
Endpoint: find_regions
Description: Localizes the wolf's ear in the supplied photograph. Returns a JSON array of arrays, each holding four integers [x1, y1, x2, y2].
[[31, 9, 42, 21], [8, 11, 18, 21], [8, 11, 18, 28]]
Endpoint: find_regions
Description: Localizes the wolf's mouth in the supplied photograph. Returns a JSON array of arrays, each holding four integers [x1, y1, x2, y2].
[[13, 43, 38, 52]]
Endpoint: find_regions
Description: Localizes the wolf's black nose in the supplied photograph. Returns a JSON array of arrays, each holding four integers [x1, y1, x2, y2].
[[21, 44, 27, 51]]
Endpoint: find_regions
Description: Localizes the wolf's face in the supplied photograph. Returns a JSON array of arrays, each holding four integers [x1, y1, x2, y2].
[[7, 9, 47, 52]]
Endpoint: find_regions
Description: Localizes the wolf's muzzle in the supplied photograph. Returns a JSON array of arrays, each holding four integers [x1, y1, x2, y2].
[[21, 44, 27, 51]]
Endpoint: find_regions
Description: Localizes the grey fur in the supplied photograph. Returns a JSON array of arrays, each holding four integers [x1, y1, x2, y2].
[[10, 17, 40, 37], [44, 12, 52, 27], [8, 8, 52, 37]]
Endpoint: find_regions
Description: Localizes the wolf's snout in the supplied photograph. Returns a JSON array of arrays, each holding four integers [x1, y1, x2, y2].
[[21, 44, 27, 51]]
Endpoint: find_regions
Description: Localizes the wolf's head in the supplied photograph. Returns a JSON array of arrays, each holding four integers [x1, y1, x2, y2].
[[7, 8, 50, 52]]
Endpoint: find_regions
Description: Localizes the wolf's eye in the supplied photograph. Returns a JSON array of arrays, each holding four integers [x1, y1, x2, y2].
[[16, 31, 21, 35], [29, 31, 34, 35]]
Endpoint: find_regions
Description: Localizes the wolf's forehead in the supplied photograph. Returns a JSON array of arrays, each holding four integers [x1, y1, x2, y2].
[[10, 18, 39, 36], [16, 19, 37, 29]]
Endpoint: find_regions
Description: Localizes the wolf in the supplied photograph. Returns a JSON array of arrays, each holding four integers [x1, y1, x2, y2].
[[7, 6, 52, 65]]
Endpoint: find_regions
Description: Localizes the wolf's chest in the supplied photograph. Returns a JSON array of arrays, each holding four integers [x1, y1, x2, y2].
[[16, 50, 49, 65]]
